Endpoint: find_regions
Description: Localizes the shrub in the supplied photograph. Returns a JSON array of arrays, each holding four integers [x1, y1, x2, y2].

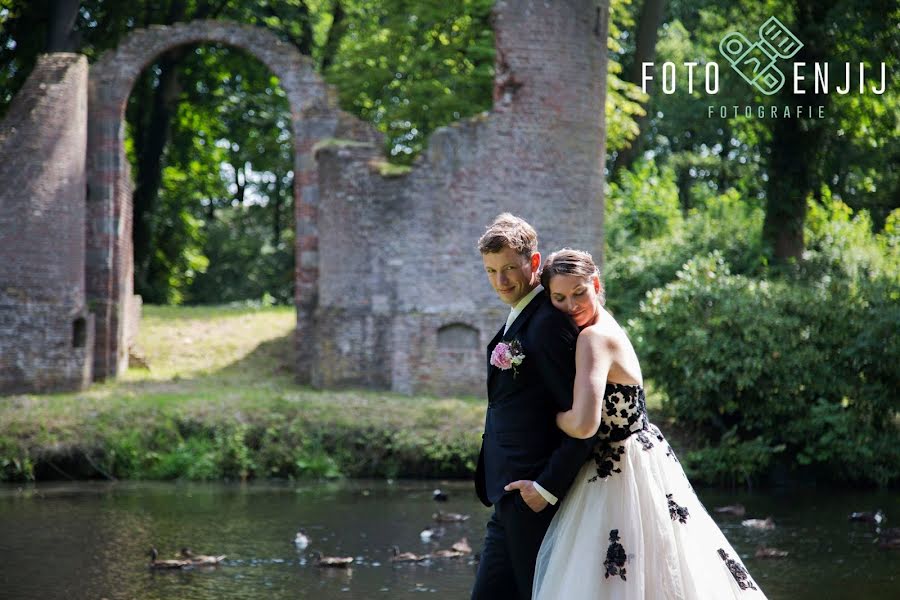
[[605, 187, 765, 319], [606, 158, 683, 253], [631, 251, 899, 486], [799, 190, 898, 284]]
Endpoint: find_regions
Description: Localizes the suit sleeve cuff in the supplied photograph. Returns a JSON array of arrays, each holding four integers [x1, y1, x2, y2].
[[533, 481, 558, 505]]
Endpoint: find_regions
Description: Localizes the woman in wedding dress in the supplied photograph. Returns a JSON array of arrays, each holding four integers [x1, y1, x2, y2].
[[532, 249, 768, 600]]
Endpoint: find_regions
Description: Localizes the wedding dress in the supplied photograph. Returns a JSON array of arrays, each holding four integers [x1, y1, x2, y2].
[[533, 383, 768, 599]]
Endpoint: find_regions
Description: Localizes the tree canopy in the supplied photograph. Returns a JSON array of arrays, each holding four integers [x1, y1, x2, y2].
[[0, 0, 895, 301]]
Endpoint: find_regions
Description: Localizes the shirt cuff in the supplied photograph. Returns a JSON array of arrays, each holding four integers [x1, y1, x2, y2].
[[533, 481, 558, 505]]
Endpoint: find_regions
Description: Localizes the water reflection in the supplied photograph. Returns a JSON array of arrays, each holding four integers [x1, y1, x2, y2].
[[0, 480, 897, 599]]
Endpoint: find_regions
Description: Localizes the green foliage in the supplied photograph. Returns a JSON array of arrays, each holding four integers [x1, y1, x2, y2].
[[605, 0, 647, 154], [605, 180, 765, 319], [682, 430, 784, 488], [186, 207, 295, 305], [0, 437, 33, 481], [325, 0, 495, 162], [142, 167, 210, 304], [630, 242, 900, 487], [800, 190, 899, 284], [606, 158, 683, 252]]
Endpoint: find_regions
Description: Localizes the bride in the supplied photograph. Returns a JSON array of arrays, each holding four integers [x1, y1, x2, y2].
[[533, 249, 768, 599]]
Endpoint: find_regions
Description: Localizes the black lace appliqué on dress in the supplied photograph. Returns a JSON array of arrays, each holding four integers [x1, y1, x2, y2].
[[718, 548, 758, 591], [667, 493, 690, 524], [588, 384, 682, 483], [603, 529, 627, 581], [636, 430, 654, 450], [588, 443, 625, 481]]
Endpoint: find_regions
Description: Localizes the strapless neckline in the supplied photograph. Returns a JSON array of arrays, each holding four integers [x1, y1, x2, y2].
[[605, 381, 643, 389]]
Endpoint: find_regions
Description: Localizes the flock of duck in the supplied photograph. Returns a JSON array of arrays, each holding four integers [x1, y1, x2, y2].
[[712, 504, 899, 558], [148, 492, 898, 570], [148, 488, 475, 571]]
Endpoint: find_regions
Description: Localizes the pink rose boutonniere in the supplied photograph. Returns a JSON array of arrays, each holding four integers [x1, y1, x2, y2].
[[490, 339, 526, 377]]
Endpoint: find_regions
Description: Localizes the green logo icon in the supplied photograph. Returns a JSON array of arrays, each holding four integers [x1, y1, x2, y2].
[[719, 16, 803, 95]]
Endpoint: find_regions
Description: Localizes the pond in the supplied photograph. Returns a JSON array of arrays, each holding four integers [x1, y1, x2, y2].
[[0, 480, 897, 599]]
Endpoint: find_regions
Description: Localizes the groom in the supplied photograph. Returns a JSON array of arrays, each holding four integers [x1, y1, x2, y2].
[[471, 213, 595, 600]]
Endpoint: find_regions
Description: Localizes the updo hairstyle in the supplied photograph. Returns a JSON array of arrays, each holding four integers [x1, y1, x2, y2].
[[540, 248, 605, 305]]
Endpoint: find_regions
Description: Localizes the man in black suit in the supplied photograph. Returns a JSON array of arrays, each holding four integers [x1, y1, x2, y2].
[[471, 213, 595, 600]]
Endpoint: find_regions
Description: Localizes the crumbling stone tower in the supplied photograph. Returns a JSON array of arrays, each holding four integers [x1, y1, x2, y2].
[[0, 54, 93, 393], [0, 0, 609, 396]]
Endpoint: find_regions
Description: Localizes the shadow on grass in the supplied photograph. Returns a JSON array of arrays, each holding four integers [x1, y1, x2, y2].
[[120, 330, 298, 395]]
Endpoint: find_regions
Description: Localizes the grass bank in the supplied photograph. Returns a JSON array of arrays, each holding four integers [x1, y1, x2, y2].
[[1, 304, 680, 483], [0, 305, 488, 482]]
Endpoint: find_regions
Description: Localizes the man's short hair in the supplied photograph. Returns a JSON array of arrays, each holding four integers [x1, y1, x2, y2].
[[477, 213, 538, 257]]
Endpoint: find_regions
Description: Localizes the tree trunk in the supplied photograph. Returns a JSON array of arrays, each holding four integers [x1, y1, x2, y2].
[[46, 0, 81, 52], [265, 1, 313, 55], [297, 2, 314, 56], [272, 175, 283, 245], [132, 50, 184, 293], [762, 115, 811, 261], [762, 0, 832, 262], [130, 0, 188, 295], [321, 0, 346, 72], [612, 0, 667, 177]]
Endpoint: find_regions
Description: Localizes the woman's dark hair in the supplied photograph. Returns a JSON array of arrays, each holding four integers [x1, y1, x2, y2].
[[540, 248, 605, 305]]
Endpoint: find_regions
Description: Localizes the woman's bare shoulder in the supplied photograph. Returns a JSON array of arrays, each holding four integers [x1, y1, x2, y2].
[[576, 324, 619, 353]]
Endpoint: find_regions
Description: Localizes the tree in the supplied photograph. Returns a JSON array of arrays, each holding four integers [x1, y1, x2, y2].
[[612, 0, 667, 176]]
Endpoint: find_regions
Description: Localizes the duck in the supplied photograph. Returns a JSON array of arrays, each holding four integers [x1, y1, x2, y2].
[[390, 546, 430, 563], [294, 529, 310, 550], [433, 510, 470, 523], [148, 547, 193, 569], [849, 510, 885, 526], [419, 526, 445, 542], [179, 547, 226, 566], [432, 548, 465, 559], [875, 527, 900, 550], [312, 551, 354, 568], [714, 504, 746, 517], [741, 517, 775, 530], [451, 537, 472, 554], [433, 489, 449, 502], [755, 545, 789, 558]]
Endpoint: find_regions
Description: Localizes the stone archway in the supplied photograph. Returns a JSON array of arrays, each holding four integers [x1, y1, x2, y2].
[[86, 20, 362, 381]]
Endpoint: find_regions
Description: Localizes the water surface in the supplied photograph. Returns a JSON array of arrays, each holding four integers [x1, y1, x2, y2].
[[0, 480, 897, 599]]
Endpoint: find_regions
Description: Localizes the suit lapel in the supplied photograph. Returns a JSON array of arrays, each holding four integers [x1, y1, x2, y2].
[[486, 293, 545, 390], [503, 292, 543, 341], [486, 324, 505, 387]]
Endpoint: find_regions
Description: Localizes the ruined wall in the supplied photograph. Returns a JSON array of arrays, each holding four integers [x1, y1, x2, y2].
[[0, 54, 93, 393], [0, 1, 608, 398], [87, 21, 377, 383], [312, 0, 609, 395]]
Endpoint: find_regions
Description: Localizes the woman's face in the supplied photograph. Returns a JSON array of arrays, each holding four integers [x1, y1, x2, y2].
[[548, 273, 601, 327]]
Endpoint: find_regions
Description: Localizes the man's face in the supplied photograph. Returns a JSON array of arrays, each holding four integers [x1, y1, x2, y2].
[[482, 246, 540, 306]]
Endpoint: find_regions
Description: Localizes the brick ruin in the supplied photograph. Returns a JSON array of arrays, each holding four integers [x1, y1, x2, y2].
[[0, 0, 609, 396]]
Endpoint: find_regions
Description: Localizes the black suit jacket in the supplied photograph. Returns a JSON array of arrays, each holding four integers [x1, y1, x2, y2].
[[475, 292, 595, 507]]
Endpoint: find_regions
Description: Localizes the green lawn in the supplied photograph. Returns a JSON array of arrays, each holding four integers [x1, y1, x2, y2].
[[1, 305, 485, 481]]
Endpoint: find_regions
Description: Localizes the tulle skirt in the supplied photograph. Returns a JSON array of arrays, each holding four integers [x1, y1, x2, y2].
[[533, 431, 768, 599]]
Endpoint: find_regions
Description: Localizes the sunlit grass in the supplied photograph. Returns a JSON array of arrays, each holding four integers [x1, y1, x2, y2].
[[0, 305, 486, 481], [123, 304, 297, 382]]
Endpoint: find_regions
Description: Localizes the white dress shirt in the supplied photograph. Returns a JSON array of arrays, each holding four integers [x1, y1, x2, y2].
[[504, 285, 544, 334]]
